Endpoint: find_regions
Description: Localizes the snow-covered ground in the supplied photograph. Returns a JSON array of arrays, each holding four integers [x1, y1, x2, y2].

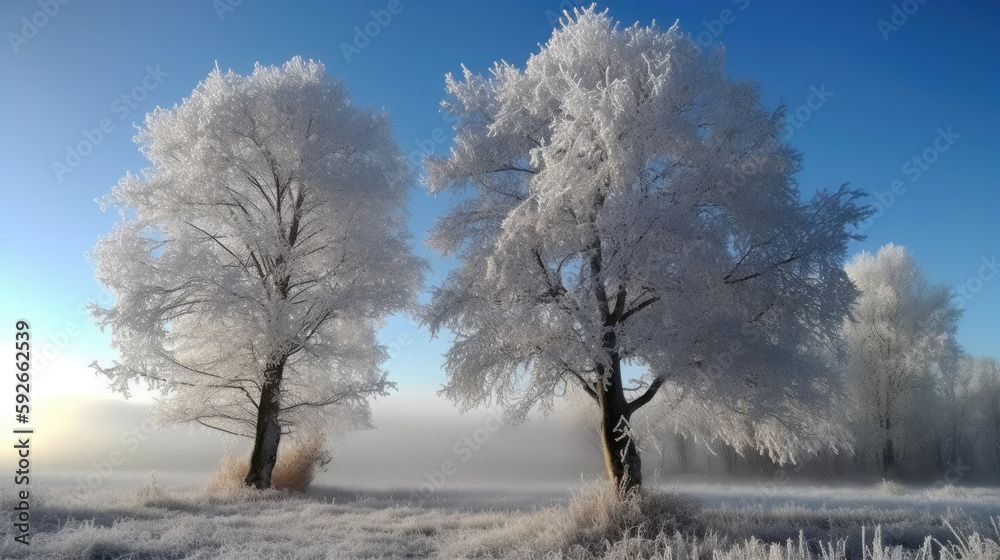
[[663, 479, 1000, 518], [1, 474, 997, 559]]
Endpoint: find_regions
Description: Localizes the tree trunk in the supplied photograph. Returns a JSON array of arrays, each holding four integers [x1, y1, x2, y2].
[[245, 361, 284, 489], [597, 356, 642, 496], [881, 418, 895, 476], [675, 434, 692, 474], [587, 238, 657, 496], [881, 437, 895, 476]]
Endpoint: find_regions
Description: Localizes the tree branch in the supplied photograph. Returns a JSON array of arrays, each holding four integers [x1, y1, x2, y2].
[[619, 295, 659, 323], [627, 376, 665, 414], [567, 369, 599, 401]]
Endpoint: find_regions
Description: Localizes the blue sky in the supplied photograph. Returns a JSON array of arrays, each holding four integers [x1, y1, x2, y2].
[[1, 0, 997, 412]]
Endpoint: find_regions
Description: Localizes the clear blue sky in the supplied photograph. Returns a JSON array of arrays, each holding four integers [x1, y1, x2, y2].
[[1, 0, 997, 405]]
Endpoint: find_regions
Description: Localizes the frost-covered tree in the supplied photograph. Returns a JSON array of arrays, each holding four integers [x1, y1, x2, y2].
[[423, 8, 870, 494], [842, 244, 960, 476], [91, 58, 425, 489], [963, 356, 1000, 470], [937, 348, 974, 468]]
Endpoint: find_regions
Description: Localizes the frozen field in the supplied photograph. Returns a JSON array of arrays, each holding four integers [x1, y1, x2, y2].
[[1, 474, 998, 559]]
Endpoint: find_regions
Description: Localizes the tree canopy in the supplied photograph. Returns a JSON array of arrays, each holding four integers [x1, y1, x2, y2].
[[842, 243, 961, 473], [91, 57, 425, 487], [423, 8, 871, 490]]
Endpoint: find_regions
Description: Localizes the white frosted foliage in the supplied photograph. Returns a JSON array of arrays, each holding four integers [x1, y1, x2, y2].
[[842, 244, 960, 470], [90, 57, 425, 441], [424, 8, 870, 467]]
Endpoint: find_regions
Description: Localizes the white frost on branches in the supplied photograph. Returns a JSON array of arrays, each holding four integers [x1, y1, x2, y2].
[[90, 57, 425, 439], [613, 415, 638, 463], [842, 244, 960, 470], [424, 8, 870, 465]]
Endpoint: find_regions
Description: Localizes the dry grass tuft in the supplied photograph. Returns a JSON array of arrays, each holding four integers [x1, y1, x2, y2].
[[440, 480, 701, 558], [930, 484, 967, 499], [271, 432, 332, 492], [207, 433, 331, 495], [205, 448, 252, 499], [876, 478, 906, 497]]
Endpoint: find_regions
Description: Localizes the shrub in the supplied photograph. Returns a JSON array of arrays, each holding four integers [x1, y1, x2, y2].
[[439, 481, 701, 558], [271, 432, 332, 492], [207, 433, 331, 493], [876, 478, 906, 496]]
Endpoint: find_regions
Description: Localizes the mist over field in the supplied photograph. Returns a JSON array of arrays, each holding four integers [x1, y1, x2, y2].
[[5, 392, 1000, 558], [10, 395, 604, 489], [3, 1, 999, 558]]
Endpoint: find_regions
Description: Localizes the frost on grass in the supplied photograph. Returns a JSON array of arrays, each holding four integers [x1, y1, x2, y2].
[[3, 478, 996, 559], [876, 478, 907, 497], [438, 481, 700, 558]]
